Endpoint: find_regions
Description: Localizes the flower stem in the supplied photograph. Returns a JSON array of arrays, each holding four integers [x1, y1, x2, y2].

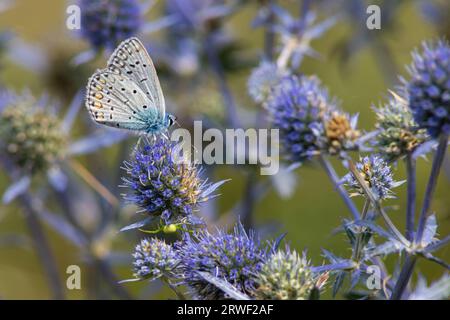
[[20, 193, 66, 299], [415, 134, 448, 243], [390, 255, 417, 300], [318, 155, 360, 220], [263, 0, 276, 61], [405, 154, 416, 242], [204, 34, 240, 129], [353, 200, 370, 261]]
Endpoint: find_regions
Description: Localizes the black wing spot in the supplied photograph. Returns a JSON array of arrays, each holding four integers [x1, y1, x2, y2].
[[127, 71, 133, 75], [129, 64, 135, 68], [133, 111, 136, 114], [135, 61, 140, 65], [142, 105, 147, 109], [128, 117, 132, 119], [143, 64, 147, 67], [140, 78, 148, 83], [133, 90, 137, 94], [110, 115, 113, 119], [116, 123, 120, 127], [110, 107, 114, 110], [121, 88, 126, 91]]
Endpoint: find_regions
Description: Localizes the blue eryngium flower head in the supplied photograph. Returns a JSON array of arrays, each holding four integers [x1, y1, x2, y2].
[[121, 137, 226, 227], [80, 0, 143, 50], [177, 223, 267, 299], [0, 91, 66, 174], [373, 91, 428, 161], [132, 237, 179, 280], [267, 75, 334, 163], [405, 40, 450, 138], [344, 155, 404, 201]]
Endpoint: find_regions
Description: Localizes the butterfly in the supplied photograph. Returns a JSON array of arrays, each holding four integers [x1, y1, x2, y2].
[[85, 37, 175, 135]]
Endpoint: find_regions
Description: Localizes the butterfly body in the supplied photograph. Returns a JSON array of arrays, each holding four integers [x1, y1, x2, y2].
[[86, 37, 174, 135]]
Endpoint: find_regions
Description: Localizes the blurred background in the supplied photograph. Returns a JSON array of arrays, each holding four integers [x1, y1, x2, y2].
[[0, 0, 448, 299]]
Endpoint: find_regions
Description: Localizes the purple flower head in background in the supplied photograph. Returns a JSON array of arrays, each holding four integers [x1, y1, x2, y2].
[[80, 0, 143, 50], [406, 40, 450, 138], [165, 0, 234, 35], [267, 75, 335, 163]]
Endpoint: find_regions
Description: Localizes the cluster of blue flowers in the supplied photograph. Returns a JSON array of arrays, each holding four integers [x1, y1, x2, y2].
[[406, 40, 450, 138], [80, 0, 143, 50], [176, 224, 267, 299], [344, 155, 404, 201], [267, 75, 331, 163], [121, 137, 229, 229]]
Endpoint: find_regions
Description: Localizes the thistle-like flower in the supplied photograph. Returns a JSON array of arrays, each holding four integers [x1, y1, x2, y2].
[[165, 0, 233, 35], [177, 223, 267, 299], [79, 0, 143, 50], [255, 249, 322, 300], [322, 110, 360, 156], [344, 155, 404, 200], [373, 92, 428, 161], [132, 238, 179, 280], [267, 75, 334, 163], [0, 93, 66, 174], [247, 61, 286, 104], [405, 40, 450, 138], [121, 137, 226, 227]]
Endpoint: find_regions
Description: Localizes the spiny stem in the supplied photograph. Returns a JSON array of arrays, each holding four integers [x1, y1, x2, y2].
[[353, 199, 370, 261], [405, 154, 416, 242], [390, 255, 417, 300], [318, 154, 360, 220], [415, 134, 448, 242]]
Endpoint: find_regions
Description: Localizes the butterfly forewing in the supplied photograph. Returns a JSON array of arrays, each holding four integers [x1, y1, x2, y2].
[[86, 70, 157, 131], [106, 37, 166, 117]]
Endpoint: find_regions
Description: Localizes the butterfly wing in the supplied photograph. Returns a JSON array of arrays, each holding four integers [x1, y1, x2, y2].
[[107, 37, 166, 118], [86, 70, 160, 131]]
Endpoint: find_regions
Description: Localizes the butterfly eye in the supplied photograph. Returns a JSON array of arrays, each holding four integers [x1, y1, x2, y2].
[[168, 116, 176, 126]]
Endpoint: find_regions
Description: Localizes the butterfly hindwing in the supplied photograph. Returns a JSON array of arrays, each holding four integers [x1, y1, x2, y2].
[[107, 37, 166, 118], [86, 70, 160, 131]]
